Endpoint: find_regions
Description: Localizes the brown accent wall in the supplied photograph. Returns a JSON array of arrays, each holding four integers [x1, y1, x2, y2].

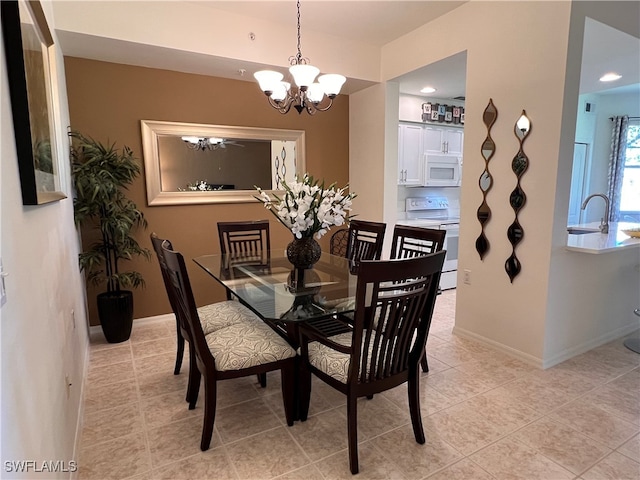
[[64, 57, 349, 326]]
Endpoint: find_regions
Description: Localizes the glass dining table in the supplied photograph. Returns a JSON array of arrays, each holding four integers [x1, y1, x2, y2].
[[193, 250, 358, 346]]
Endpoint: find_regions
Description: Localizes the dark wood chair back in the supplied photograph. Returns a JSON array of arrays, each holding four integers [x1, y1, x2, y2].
[[329, 228, 349, 257], [346, 219, 386, 262], [390, 225, 446, 259], [151, 233, 178, 313], [150, 233, 186, 375], [161, 244, 215, 381], [389, 225, 446, 373], [350, 252, 444, 385], [217, 220, 270, 260]]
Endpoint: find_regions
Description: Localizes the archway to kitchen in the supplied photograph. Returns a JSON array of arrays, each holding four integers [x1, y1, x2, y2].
[[392, 51, 467, 291]]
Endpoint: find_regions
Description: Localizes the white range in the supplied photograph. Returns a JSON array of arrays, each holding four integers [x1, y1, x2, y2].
[[397, 196, 459, 290]]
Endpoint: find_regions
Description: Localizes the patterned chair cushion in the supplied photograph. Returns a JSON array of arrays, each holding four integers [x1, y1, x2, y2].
[[307, 332, 356, 384], [198, 300, 260, 335], [206, 322, 297, 371]]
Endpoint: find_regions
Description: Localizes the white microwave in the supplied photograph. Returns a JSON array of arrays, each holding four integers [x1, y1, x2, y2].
[[423, 154, 461, 187]]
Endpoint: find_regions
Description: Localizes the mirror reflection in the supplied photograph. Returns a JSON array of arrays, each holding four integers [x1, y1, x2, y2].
[[477, 202, 490, 224], [482, 100, 498, 126], [475, 234, 488, 258], [512, 152, 529, 176], [505, 254, 521, 282], [158, 136, 271, 191], [481, 138, 495, 161], [507, 222, 524, 244], [515, 111, 531, 140], [479, 170, 492, 192], [140, 120, 306, 205], [510, 188, 526, 209]]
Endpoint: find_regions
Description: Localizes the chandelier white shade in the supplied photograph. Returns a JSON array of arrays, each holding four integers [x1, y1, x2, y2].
[[254, 0, 346, 115]]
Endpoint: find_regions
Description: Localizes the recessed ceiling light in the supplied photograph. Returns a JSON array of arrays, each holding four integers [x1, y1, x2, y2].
[[420, 86, 437, 94], [599, 72, 622, 82]]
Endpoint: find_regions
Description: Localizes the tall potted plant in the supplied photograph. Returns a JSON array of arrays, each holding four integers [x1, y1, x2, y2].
[[70, 131, 150, 343]]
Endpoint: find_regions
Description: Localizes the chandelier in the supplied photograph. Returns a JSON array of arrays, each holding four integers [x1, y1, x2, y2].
[[182, 137, 228, 151], [253, 0, 346, 115]]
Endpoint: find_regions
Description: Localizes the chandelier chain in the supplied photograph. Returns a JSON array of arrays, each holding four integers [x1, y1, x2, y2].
[[296, 0, 301, 59], [290, 0, 308, 66]]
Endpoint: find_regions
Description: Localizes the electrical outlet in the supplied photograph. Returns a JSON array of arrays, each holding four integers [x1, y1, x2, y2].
[[463, 269, 471, 285]]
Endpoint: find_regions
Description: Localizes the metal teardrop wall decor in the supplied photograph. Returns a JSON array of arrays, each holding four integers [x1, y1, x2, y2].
[[505, 110, 531, 282], [273, 145, 288, 189], [476, 99, 498, 259]]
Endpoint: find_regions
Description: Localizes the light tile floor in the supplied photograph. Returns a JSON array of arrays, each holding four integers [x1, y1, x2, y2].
[[78, 291, 640, 479]]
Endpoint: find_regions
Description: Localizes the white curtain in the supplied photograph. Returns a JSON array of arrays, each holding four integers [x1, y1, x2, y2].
[[606, 115, 629, 222]]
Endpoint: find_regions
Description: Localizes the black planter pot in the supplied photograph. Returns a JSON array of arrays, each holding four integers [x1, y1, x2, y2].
[[97, 290, 134, 343]]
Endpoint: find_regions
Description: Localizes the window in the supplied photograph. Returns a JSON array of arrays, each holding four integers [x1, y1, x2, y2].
[[619, 120, 640, 221]]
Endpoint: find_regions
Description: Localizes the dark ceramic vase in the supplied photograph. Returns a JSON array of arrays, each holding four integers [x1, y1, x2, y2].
[[286, 237, 321, 270], [97, 290, 134, 343]]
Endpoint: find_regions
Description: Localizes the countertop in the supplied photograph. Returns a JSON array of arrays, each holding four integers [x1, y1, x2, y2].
[[566, 221, 640, 254]]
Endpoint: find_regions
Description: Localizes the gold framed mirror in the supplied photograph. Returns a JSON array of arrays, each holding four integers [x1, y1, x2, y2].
[[140, 120, 306, 206]]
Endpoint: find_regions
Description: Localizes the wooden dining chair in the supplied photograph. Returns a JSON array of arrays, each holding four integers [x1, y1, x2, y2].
[[319, 221, 387, 342], [330, 228, 349, 257], [217, 220, 273, 387], [346, 219, 386, 263], [150, 233, 267, 404], [390, 225, 446, 260], [390, 225, 446, 373], [162, 242, 298, 451], [217, 220, 270, 261], [298, 252, 445, 474]]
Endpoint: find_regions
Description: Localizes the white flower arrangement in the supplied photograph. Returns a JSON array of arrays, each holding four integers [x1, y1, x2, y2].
[[255, 174, 356, 239], [178, 180, 214, 191]]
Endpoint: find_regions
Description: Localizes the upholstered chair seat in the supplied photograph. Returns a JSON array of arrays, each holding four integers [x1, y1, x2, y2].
[[206, 321, 297, 371], [307, 332, 359, 383], [198, 300, 260, 335]]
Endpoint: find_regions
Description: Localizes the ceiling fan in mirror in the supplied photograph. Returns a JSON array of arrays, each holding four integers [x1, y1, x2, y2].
[[181, 136, 245, 151]]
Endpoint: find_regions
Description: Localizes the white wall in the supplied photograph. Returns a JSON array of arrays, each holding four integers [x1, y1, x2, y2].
[[51, 1, 381, 85], [378, 1, 574, 365], [364, 0, 640, 367], [1, 2, 89, 477], [543, 1, 640, 366]]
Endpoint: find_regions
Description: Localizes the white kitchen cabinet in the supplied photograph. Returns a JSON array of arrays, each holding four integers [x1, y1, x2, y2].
[[424, 125, 464, 155], [398, 124, 424, 186]]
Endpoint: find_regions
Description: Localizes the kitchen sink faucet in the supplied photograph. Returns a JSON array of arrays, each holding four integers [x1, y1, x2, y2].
[[581, 193, 610, 234]]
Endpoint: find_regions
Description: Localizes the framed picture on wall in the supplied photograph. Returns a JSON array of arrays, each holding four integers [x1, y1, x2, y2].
[[1, 0, 66, 205]]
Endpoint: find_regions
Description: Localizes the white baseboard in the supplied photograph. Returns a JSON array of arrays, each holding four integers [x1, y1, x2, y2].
[[71, 339, 90, 480], [88, 313, 175, 337], [453, 321, 640, 370], [541, 321, 640, 368], [452, 326, 544, 368]]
